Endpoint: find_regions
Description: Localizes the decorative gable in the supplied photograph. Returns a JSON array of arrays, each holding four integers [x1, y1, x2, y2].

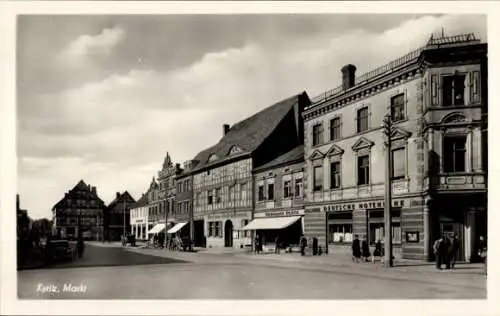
[[391, 127, 411, 141], [351, 137, 374, 152], [326, 144, 344, 157], [308, 149, 325, 161], [228, 145, 242, 155]]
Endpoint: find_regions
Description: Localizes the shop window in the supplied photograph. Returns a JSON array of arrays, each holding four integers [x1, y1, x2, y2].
[[330, 162, 341, 189], [267, 183, 274, 200], [313, 166, 323, 191], [443, 74, 465, 106], [330, 117, 341, 141], [391, 148, 406, 179], [312, 123, 324, 146], [283, 180, 292, 198], [443, 136, 466, 173], [258, 185, 265, 201], [241, 219, 249, 238], [369, 223, 401, 245], [357, 155, 370, 185], [294, 178, 303, 198], [391, 93, 405, 122], [357, 107, 369, 133], [329, 224, 353, 243], [207, 191, 213, 205], [208, 221, 222, 237]]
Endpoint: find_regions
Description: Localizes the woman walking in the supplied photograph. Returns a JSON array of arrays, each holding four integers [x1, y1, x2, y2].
[[361, 236, 371, 262], [478, 236, 487, 276], [352, 235, 361, 263]]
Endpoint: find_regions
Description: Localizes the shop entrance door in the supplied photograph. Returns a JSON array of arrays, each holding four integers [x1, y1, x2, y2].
[[440, 222, 464, 261], [224, 220, 233, 247]]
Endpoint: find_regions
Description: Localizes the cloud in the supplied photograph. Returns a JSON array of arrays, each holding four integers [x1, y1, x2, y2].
[[17, 14, 486, 219], [60, 27, 125, 61]]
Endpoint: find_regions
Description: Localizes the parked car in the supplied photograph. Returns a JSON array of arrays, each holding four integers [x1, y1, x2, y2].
[[47, 240, 77, 262]]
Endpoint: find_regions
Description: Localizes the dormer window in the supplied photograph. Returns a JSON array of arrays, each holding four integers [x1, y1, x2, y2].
[[228, 145, 242, 155], [208, 154, 218, 162]]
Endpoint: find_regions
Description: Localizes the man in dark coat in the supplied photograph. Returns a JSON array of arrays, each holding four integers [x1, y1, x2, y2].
[[444, 236, 452, 269], [433, 236, 446, 270], [300, 235, 307, 256], [352, 235, 361, 263], [447, 234, 460, 269], [361, 236, 371, 262], [77, 234, 85, 258], [312, 237, 318, 256], [274, 236, 280, 254]]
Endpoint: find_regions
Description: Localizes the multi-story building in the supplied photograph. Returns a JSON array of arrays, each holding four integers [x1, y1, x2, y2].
[[52, 180, 106, 240], [145, 177, 162, 235], [130, 193, 150, 240], [302, 33, 487, 261], [244, 145, 305, 250], [104, 191, 136, 241], [191, 92, 310, 249], [174, 160, 196, 244]]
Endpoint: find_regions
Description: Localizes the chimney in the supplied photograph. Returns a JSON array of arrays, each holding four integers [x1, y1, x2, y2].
[[116, 192, 120, 199], [175, 163, 181, 171], [341, 64, 356, 90], [92, 187, 96, 195], [223, 124, 230, 136]]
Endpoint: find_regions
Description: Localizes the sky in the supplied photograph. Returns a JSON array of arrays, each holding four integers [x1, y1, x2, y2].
[[17, 14, 486, 219]]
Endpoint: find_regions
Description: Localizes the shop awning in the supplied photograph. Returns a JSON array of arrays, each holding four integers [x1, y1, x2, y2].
[[167, 222, 188, 234], [148, 223, 165, 234], [242, 216, 302, 230]]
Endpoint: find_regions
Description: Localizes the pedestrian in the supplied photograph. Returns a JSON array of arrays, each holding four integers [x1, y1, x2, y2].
[[312, 237, 318, 256], [433, 235, 446, 270], [478, 235, 487, 276], [300, 235, 307, 256], [448, 234, 459, 269], [361, 236, 371, 262], [444, 236, 452, 269], [255, 235, 261, 254], [352, 235, 361, 263], [274, 236, 280, 254], [372, 239, 384, 264], [77, 233, 85, 258]]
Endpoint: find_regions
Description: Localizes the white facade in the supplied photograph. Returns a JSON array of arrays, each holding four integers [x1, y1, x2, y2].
[[130, 204, 150, 240]]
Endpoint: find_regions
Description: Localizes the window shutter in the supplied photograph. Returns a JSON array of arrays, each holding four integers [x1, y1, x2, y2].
[[471, 71, 480, 103], [431, 75, 438, 105]]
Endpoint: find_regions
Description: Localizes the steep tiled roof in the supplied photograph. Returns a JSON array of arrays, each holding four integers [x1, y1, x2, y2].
[[131, 193, 148, 209], [107, 191, 136, 210], [253, 145, 304, 172], [52, 180, 105, 210], [191, 92, 307, 172]]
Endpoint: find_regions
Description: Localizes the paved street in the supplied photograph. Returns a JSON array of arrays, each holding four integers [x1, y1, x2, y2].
[[18, 243, 486, 299]]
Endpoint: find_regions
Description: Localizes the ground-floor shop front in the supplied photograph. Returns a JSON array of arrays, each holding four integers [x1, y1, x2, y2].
[[242, 209, 304, 251], [131, 219, 150, 241], [304, 193, 487, 261], [204, 210, 252, 249]]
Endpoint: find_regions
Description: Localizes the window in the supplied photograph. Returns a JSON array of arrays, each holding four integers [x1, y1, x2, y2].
[[283, 180, 292, 198], [258, 185, 265, 201], [241, 219, 249, 238], [330, 162, 341, 189], [294, 178, 303, 197], [391, 148, 406, 179], [207, 191, 213, 205], [329, 224, 353, 243], [391, 94, 405, 122], [313, 166, 323, 191], [330, 117, 341, 141], [267, 183, 274, 200], [208, 154, 218, 162], [369, 223, 401, 245], [357, 155, 370, 185], [312, 123, 323, 146], [443, 136, 466, 172], [241, 183, 248, 202], [208, 222, 222, 237], [228, 185, 235, 202], [443, 75, 465, 106], [357, 107, 369, 133], [215, 188, 222, 204]]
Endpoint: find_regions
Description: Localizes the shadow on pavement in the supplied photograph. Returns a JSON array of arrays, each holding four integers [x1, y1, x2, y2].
[[44, 244, 191, 270]]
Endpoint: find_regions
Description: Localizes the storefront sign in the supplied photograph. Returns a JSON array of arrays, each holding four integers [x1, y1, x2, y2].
[[134, 219, 144, 223], [255, 209, 305, 218], [322, 199, 407, 213], [406, 231, 420, 243], [206, 211, 249, 220]]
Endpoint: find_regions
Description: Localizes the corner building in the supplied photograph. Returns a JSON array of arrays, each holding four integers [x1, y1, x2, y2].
[[303, 33, 487, 261], [191, 92, 310, 249]]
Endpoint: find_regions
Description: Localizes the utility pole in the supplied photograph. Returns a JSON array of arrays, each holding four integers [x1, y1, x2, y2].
[[383, 113, 394, 268]]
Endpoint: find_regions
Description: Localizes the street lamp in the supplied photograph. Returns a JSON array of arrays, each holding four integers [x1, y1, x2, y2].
[[383, 113, 394, 268]]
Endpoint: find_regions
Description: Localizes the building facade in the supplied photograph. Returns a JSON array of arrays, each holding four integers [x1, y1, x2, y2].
[[52, 180, 106, 240], [130, 193, 149, 241], [246, 145, 305, 250], [174, 161, 195, 244], [191, 92, 310, 249], [302, 33, 487, 261], [105, 191, 136, 241]]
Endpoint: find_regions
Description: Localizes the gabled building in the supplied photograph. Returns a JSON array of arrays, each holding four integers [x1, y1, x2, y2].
[[302, 33, 487, 261], [104, 191, 136, 241], [173, 160, 196, 244], [190, 92, 310, 249], [52, 180, 106, 240]]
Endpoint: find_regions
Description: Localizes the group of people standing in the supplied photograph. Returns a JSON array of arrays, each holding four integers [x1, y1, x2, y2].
[[432, 234, 460, 270], [351, 235, 384, 263]]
